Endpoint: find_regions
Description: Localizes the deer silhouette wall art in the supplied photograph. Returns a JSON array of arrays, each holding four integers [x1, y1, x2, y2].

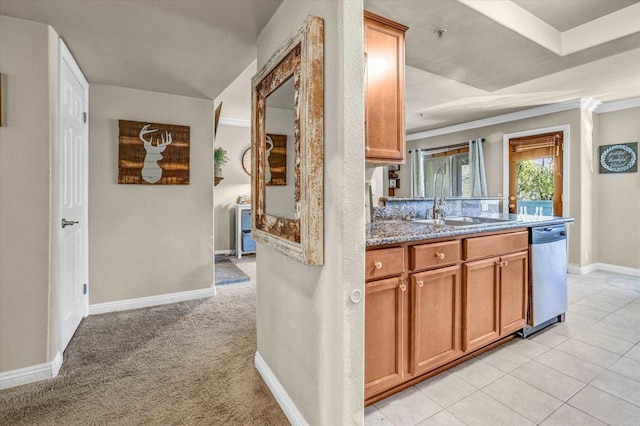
[[139, 124, 172, 183], [118, 119, 190, 185]]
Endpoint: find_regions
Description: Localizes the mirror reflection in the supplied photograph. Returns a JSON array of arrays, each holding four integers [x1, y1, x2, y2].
[[264, 77, 296, 219]]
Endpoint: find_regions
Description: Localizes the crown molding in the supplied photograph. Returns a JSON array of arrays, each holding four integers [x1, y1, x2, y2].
[[595, 97, 640, 113], [407, 99, 582, 141], [407, 97, 640, 142], [218, 117, 251, 127]]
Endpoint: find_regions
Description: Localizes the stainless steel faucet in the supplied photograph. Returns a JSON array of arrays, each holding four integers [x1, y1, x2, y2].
[[432, 167, 446, 219]]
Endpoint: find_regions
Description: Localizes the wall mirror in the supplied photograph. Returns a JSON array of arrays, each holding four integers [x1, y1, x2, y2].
[[251, 15, 324, 265]]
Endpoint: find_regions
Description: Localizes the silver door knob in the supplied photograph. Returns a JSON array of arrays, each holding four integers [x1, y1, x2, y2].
[[62, 218, 79, 228]]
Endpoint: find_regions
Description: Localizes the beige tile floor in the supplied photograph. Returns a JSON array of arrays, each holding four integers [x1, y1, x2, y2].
[[365, 270, 640, 425]]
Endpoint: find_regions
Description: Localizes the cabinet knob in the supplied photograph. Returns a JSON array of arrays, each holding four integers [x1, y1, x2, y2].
[[503, 260, 509, 267], [374, 261, 383, 269], [434, 252, 445, 260], [508, 204, 515, 209], [496, 260, 503, 267], [400, 284, 407, 292], [366, 146, 371, 152], [417, 280, 424, 288]]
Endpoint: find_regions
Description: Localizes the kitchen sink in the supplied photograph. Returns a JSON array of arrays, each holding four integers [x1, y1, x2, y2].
[[411, 216, 515, 227]]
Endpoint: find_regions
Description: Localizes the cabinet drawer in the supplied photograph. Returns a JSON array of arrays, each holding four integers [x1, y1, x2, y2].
[[464, 231, 528, 261], [366, 247, 405, 280], [410, 241, 460, 270]]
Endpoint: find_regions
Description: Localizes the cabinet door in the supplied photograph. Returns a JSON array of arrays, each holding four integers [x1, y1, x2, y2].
[[365, 276, 406, 399], [462, 258, 500, 352], [410, 265, 461, 375], [499, 251, 528, 335], [364, 11, 407, 164]]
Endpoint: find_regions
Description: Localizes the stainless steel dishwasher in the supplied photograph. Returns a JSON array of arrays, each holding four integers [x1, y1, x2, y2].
[[522, 224, 568, 337]]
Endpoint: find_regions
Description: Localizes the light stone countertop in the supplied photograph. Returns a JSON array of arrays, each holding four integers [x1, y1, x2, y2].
[[366, 214, 574, 247]]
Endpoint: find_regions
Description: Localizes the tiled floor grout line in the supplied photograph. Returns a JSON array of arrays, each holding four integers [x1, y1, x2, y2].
[[366, 271, 640, 426]]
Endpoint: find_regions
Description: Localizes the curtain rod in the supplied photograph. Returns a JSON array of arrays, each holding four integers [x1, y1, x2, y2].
[[408, 138, 485, 154]]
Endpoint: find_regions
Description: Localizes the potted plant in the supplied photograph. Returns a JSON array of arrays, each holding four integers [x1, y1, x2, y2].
[[214, 147, 228, 178]]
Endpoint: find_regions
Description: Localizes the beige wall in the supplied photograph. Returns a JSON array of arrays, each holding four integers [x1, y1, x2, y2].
[[255, 0, 365, 424], [213, 123, 251, 252], [213, 61, 254, 253], [401, 110, 586, 266], [595, 107, 640, 269], [88, 84, 214, 304], [0, 16, 59, 371]]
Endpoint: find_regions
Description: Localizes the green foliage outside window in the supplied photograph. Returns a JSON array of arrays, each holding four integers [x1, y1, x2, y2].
[[517, 159, 553, 201]]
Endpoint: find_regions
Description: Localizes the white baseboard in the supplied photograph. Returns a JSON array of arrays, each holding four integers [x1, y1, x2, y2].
[[597, 262, 640, 277], [567, 262, 640, 277], [255, 351, 308, 426], [567, 263, 598, 275], [215, 249, 234, 255], [89, 288, 215, 315], [0, 352, 62, 390]]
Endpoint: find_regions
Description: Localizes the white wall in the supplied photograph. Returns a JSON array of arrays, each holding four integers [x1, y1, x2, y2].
[[255, 0, 365, 424], [88, 84, 214, 304], [213, 61, 254, 253], [0, 16, 60, 372], [595, 107, 640, 269]]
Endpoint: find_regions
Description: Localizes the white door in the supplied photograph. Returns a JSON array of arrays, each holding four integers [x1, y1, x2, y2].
[[59, 40, 89, 351]]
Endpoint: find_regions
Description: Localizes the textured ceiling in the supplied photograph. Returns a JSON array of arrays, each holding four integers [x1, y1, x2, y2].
[[0, 0, 283, 100], [513, 0, 638, 32], [366, 0, 640, 92], [365, 0, 640, 132]]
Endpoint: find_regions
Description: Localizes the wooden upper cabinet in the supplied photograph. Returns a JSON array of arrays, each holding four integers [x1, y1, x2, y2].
[[364, 11, 408, 165]]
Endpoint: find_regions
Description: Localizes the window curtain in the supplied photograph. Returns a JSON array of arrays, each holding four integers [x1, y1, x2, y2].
[[410, 149, 426, 197], [468, 138, 487, 196]]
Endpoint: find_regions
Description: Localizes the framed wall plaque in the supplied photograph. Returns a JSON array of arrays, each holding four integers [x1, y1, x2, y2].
[[118, 120, 190, 184], [599, 142, 637, 174]]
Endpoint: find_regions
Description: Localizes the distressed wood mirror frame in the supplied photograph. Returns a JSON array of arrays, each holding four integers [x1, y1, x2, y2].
[[251, 15, 324, 265]]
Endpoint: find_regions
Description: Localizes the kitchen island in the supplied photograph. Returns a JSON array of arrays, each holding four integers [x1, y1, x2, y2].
[[364, 214, 573, 405]]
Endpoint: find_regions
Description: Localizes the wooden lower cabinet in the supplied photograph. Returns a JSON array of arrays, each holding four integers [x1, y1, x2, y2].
[[365, 229, 531, 403], [365, 276, 406, 399], [499, 251, 528, 335], [410, 265, 460, 375], [462, 251, 529, 352], [462, 258, 500, 352]]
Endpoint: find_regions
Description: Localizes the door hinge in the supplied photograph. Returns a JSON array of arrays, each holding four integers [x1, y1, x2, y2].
[[83, 112, 87, 124], [83, 283, 87, 295]]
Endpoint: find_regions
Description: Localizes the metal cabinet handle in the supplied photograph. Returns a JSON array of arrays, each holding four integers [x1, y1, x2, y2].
[[400, 284, 407, 292], [434, 252, 445, 260], [62, 218, 79, 228], [374, 261, 383, 269], [417, 280, 424, 288], [503, 260, 508, 267]]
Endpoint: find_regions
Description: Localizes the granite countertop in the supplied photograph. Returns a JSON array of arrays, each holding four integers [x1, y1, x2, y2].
[[366, 214, 574, 247]]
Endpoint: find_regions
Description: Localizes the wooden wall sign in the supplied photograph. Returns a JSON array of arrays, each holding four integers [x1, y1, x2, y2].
[[118, 120, 190, 184], [599, 142, 637, 174], [265, 133, 287, 186]]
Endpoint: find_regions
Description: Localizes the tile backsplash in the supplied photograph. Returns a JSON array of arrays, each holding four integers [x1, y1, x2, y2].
[[374, 197, 504, 221]]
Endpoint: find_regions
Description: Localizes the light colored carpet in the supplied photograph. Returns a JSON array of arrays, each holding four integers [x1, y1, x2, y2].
[[0, 261, 287, 425]]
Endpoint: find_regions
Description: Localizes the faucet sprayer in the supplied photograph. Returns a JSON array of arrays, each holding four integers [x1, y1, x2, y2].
[[432, 167, 446, 219]]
